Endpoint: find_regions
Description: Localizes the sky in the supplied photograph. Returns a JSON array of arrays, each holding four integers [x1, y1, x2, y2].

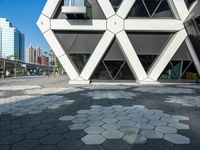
[[0, 0, 50, 52]]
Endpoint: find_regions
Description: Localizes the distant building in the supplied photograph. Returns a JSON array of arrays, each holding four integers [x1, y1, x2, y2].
[[26, 45, 51, 65], [26, 45, 42, 64], [0, 18, 25, 61]]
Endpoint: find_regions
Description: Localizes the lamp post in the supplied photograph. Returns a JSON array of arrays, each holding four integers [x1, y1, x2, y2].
[[2, 53, 5, 79]]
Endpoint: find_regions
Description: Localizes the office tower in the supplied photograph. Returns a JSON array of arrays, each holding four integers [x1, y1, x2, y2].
[[0, 18, 25, 61]]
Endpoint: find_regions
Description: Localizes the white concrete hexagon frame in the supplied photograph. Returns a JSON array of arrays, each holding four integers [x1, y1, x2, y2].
[[37, 0, 200, 84]]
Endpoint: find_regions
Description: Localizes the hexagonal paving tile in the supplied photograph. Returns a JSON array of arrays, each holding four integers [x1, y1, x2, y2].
[[140, 130, 163, 139], [59, 105, 191, 145], [84, 127, 104, 134], [102, 123, 121, 130], [168, 123, 190, 130], [40, 135, 64, 144], [86, 121, 104, 127], [120, 126, 140, 134], [102, 118, 119, 123], [155, 126, 177, 134], [59, 116, 75, 121], [102, 130, 124, 139], [69, 123, 88, 130], [164, 134, 190, 144], [81, 135, 106, 145], [123, 134, 147, 144], [136, 123, 155, 130]]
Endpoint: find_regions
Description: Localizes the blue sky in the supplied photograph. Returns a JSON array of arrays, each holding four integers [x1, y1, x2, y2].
[[0, 0, 50, 51]]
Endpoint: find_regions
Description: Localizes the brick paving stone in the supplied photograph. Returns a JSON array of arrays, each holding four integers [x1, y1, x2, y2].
[[81, 135, 106, 145], [164, 134, 190, 144], [40, 135, 64, 144], [123, 134, 147, 144], [57, 139, 84, 150], [11, 139, 39, 150], [0, 134, 23, 144]]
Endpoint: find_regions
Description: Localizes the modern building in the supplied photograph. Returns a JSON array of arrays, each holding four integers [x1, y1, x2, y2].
[[26, 45, 51, 65], [37, 0, 200, 84], [26, 45, 42, 64], [0, 18, 25, 61]]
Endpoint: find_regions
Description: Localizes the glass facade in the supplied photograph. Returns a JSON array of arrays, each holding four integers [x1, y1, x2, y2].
[[110, 0, 122, 11], [51, 0, 200, 82], [128, 0, 174, 18], [184, 0, 197, 9], [0, 18, 24, 61], [159, 61, 199, 80], [64, 0, 85, 6]]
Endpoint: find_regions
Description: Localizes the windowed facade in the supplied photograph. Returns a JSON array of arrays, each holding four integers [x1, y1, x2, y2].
[[38, 0, 200, 84], [64, 0, 85, 6]]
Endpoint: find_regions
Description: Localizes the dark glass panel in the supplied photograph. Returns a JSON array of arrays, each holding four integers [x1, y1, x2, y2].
[[184, 0, 196, 9], [159, 63, 178, 79], [104, 61, 124, 79], [92, 62, 112, 80], [143, 0, 162, 15], [153, 0, 174, 18], [110, 0, 123, 11], [127, 0, 174, 18], [115, 63, 135, 80], [182, 62, 199, 79], [128, 0, 149, 17], [70, 54, 90, 73], [138, 55, 157, 71]]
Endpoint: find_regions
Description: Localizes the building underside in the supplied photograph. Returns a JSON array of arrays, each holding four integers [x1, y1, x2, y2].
[[38, 0, 200, 84]]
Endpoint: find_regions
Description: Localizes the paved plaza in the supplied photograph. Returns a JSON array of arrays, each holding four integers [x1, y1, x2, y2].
[[0, 76, 199, 150]]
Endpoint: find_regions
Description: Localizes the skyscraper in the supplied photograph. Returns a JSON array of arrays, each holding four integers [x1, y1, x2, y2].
[[0, 18, 25, 61]]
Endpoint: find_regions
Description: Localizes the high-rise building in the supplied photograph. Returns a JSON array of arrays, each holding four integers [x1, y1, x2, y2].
[[26, 45, 49, 65], [0, 18, 25, 61], [38, 0, 200, 84]]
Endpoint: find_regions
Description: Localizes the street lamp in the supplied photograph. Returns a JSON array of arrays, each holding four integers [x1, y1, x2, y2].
[[2, 53, 5, 79]]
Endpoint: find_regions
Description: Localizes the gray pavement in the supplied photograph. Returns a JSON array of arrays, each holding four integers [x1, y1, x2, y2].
[[0, 76, 199, 150]]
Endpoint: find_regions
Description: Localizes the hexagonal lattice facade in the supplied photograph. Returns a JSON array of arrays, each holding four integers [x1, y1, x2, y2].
[[37, 0, 200, 84]]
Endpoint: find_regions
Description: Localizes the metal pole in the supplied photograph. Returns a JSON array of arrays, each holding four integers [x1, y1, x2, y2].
[[14, 62, 16, 78], [2, 53, 5, 79]]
